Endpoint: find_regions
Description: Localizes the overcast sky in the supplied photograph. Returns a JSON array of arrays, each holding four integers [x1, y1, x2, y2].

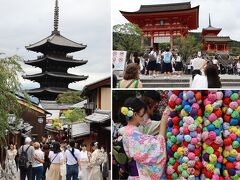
[[0, 0, 110, 91], [112, 0, 240, 41]]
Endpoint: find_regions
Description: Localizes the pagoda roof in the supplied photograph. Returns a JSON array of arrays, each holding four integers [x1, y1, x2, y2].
[[202, 14, 222, 36], [24, 56, 88, 67], [26, 33, 87, 53], [204, 36, 231, 42], [23, 72, 88, 81], [26, 87, 75, 94], [120, 2, 193, 14]]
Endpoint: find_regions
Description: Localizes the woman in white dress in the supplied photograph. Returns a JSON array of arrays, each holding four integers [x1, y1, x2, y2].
[[5, 144, 17, 180], [78, 144, 91, 180], [88, 142, 105, 180]]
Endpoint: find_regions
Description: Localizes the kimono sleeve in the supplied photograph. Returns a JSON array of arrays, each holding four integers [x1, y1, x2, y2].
[[124, 130, 166, 165]]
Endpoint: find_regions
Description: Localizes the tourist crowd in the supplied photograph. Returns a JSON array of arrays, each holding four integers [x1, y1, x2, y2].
[[2, 137, 109, 180]]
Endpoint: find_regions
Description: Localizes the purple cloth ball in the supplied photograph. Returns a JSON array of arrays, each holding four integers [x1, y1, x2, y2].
[[203, 153, 209, 162]]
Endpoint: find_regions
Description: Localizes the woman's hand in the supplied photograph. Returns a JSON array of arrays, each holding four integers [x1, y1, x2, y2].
[[159, 107, 170, 137]]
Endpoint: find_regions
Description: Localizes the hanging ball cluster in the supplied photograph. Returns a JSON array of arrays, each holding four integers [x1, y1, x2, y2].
[[201, 91, 224, 180], [222, 90, 240, 180]]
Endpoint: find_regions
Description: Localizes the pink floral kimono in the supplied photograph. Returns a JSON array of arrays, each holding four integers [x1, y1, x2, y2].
[[122, 125, 166, 180]]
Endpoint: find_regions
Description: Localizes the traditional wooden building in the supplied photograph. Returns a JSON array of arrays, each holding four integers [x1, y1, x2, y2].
[[23, 0, 88, 100], [120, 2, 199, 49], [202, 15, 231, 53]]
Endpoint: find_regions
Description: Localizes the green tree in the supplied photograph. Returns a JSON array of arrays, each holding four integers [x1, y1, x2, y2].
[[56, 91, 83, 104], [64, 108, 85, 123], [174, 35, 203, 62], [0, 55, 25, 144], [113, 23, 144, 53]]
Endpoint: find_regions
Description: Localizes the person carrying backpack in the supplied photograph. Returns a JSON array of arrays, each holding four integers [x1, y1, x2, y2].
[[162, 48, 173, 79], [65, 140, 81, 180], [18, 137, 35, 180]]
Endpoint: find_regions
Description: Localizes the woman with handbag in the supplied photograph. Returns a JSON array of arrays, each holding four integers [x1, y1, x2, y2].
[[47, 142, 65, 180]]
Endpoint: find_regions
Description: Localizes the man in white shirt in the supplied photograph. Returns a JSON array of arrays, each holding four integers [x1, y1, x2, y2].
[[65, 140, 81, 180], [191, 51, 207, 79]]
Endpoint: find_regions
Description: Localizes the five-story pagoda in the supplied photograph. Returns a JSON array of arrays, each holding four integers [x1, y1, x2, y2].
[[23, 0, 88, 100]]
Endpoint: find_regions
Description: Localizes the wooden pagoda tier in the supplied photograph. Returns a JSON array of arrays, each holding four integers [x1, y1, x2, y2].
[[120, 2, 199, 49], [24, 0, 88, 100], [202, 14, 231, 53]]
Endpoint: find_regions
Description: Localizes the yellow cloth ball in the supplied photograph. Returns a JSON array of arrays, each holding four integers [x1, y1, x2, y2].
[[222, 107, 227, 113], [209, 154, 217, 163], [181, 109, 188, 117], [223, 170, 229, 177], [230, 149, 238, 156], [237, 106, 240, 113], [206, 163, 215, 171], [182, 163, 188, 170], [223, 150, 230, 157], [202, 143, 208, 150], [205, 104, 213, 113], [236, 129, 240, 136], [196, 116, 203, 124], [121, 107, 128, 115], [218, 147, 223, 153]]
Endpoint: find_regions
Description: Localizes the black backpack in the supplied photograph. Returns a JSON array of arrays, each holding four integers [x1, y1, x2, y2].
[[19, 146, 30, 169]]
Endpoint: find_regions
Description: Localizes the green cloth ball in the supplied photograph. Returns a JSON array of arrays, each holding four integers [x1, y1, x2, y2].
[[206, 147, 214, 154], [213, 120, 221, 128], [172, 172, 178, 180], [176, 105, 182, 111], [174, 152, 180, 159], [203, 127, 208, 132], [231, 111, 239, 118], [232, 174, 240, 180], [204, 111, 211, 117], [178, 165, 183, 173], [230, 93, 239, 101], [182, 170, 189, 178], [171, 136, 177, 143], [179, 120, 183, 126], [167, 132, 172, 138], [169, 157, 176, 165], [232, 141, 240, 149], [194, 121, 200, 127]]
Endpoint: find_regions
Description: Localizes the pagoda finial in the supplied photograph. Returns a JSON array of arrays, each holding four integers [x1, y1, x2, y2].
[[209, 13, 212, 27], [53, 0, 60, 34]]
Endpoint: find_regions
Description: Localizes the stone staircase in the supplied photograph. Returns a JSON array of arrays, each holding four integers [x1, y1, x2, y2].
[[140, 75, 240, 88]]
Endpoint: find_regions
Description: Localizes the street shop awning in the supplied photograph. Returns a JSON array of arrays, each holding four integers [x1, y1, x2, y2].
[[84, 110, 110, 123]]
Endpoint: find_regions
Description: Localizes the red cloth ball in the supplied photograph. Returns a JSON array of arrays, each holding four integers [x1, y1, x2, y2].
[[214, 151, 220, 157], [171, 144, 178, 152], [224, 114, 231, 122], [223, 137, 232, 146], [173, 125, 180, 129], [226, 162, 234, 169], [197, 109, 203, 116], [196, 127, 202, 134], [194, 170, 200, 177], [172, 117, 180, 125], [183, 127, 190, 135], [195, 92, 202, 101], [173, 162, 179, 171], [172, 90, 180, 96], [211, 143, 220, 151], [223, 97, 231, 106], [182, 141, 189, 147], [195, 161, 202, 169], [194, 149, 201, 156], [168, 101, 175, 109], [214, 109, 222, 118]]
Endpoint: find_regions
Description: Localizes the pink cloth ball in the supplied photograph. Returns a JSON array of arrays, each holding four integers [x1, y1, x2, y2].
[[235, 162, 240, 169], [169, 94, 178, 102], [229, 102, 238, 110], [225, 145, 233, 151], [208, 93, 217, 103], [167, 166, 175, 174], [204, 99, 212, 106], [216, 91, 223, 100], [172, 128, 179, 136], [188, 152, 195, 160], [202, 132, 209, 141], [208, 113, 217, 122], [191, 138, 198, 145], [212, 175, 220, 180], [229, 133, 237, 140], [217, 156, 223, 163], [209, 131, 217, 141], [205, 139, 213, 146], [237, 99, 240, 105], [192, 103, 200, 109], [215, 136, 223, 145], [236, 154, 240, 161], [175, 98, 182, 105]]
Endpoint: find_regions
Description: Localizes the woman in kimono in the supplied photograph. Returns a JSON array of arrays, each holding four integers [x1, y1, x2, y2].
[[5, 143, 17, 180], [89, 142, 105, 180], [79, 144, 91, 180], [121, 97, 168, 180]]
